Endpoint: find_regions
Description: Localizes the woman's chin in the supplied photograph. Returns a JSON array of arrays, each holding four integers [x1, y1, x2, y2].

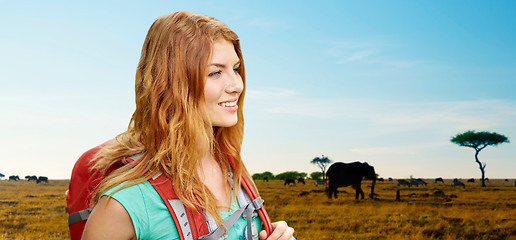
[[212, 119, 238, 128]]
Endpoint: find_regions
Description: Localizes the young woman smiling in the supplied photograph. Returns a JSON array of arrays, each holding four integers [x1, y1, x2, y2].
[[80, 11, 295, 240]]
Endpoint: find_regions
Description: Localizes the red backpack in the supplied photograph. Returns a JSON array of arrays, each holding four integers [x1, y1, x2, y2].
[[67, 142, 272, 240]]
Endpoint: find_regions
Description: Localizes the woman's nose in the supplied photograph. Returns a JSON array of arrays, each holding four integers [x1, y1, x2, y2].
[[226, 72, 243, 94]]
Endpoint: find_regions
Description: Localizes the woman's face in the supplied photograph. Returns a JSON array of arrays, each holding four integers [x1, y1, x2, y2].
[[204, 40, 244, 127]]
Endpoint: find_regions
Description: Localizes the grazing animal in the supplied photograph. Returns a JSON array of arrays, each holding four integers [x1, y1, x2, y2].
[[36, 176, 49, 183], [415, 178, 427, 186], [505, 179, 508, 182], [435, 177, 444, 183], [453, 179, 465, 188], [298, 191, 310, 197], [297, 178, 306, 185], [9, 175, 20, 181], [388, 177, 393, 182], [485, 178, 490, 183], [433, 190, 445, 197], [467, 178, 475, 183], [263, 176, 269, 182], [326, 162, 376, 199], [410, 179, 420, 187], [25, 175, 38, 181], [409, 178, 427, 187], [283, 178, 296, 186], [315, 179, 327, 186], [377, 177, 384, 182], [397, 179, 411, 187]]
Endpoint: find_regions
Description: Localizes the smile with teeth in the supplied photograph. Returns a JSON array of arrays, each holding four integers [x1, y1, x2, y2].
[[219, 101, 237, 107]]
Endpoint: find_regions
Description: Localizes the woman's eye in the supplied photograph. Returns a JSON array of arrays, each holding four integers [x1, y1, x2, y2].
[[233, 68, 240, 73], [208, 71, 222, 77]]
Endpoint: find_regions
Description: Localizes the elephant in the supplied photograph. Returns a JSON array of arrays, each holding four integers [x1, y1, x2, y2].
[[326, 161, 376, 199]]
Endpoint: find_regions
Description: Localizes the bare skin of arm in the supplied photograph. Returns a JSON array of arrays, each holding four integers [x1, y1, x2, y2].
[[82, 196, 136, 240]]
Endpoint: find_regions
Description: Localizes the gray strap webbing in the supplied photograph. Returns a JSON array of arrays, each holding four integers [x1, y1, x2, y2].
[[169, 199, 194, 240], [198, 197, 263, 240], [68, 208, 92, 225], [244, 198, 262, 240], [204, 210, 219, 236], [199, 206, 244, 240], [237, 186, 258, 240]]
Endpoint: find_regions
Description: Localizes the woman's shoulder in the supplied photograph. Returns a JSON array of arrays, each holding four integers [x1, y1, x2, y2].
[[102, 180, 179, 240], [103, 181, 154, 199]]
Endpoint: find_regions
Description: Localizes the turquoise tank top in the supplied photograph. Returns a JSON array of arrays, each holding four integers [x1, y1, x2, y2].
[[102, 181, 262, 240]]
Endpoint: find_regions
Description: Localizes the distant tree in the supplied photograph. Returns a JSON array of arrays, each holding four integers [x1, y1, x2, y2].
[[252, 171, 275, 180], [299, 172, 308, 179], [311, 155, 332, 179], [261, 171, 275, 180], [451, 130, 509, 187], [276, 171, 303, 180], [0, 173, 4, 179], [310, 171, 323, 180], [252, 173, 262, 180]]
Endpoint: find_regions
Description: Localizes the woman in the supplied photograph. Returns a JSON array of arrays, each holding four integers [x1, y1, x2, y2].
[[82, 11, 294, 240]]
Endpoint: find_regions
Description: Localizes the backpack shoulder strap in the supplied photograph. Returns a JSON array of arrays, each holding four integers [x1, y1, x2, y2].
[[199, 184, 263, 240], [148, 172, 209, 240], [131, 154, 271, 240], [225, 154, 273, 237]]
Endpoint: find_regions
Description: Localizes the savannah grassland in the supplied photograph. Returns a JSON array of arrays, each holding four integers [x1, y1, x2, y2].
[[0, 179, 515, 239]]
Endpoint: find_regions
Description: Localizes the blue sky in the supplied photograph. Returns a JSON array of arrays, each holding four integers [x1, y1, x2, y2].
[[1, 1, 515, 179]]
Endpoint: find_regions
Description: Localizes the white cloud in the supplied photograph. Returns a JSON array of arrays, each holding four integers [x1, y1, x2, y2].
[[247, 87, 516, 132], [323, 39, 425, 69]]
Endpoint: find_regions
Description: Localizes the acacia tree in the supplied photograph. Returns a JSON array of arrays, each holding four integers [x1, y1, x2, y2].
[[451, 130, 509, 187], [310, 155, 332, 180]]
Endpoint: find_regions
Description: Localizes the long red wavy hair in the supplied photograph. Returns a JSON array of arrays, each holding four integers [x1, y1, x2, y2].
[[91, 11, 253, 227]]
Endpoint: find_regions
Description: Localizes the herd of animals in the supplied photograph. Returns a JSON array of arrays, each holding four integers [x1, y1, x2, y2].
[[2, 175, 49, 183], [279, 161, 516, 200], [4, 161, 515, 195]]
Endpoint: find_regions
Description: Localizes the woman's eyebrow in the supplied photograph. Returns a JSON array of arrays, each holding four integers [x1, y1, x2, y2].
[[209, 60, 240, 68]]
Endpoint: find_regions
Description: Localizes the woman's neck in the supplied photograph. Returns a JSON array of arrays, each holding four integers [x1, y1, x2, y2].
[[198, 151, 231, 210]]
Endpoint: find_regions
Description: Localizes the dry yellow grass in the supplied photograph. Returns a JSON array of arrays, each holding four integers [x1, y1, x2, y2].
[[0, 180, 69, 239], [257, 179, 516, 240], [0, 178, 515, 239]]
